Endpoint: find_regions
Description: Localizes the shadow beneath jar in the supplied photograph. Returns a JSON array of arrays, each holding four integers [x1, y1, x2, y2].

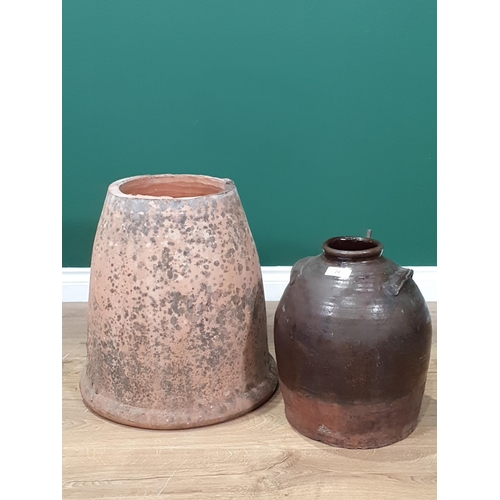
[[418, 393, 437, 422]]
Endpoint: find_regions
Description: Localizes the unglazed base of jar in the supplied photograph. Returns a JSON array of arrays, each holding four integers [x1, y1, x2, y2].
[[80, 359, 277, 429], [280, 383, 424, 449]]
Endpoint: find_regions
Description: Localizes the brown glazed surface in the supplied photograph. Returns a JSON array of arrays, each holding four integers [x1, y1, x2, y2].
[[274, 236, 432, 449], [80, 174, 278, 429]]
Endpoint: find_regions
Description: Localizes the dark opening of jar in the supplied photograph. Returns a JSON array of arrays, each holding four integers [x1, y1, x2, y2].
[[119, 175, 229, 198], [322, 236, 383, 261]]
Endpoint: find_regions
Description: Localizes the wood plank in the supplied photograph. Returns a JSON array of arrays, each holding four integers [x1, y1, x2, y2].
[[63, 302, 437, 499]]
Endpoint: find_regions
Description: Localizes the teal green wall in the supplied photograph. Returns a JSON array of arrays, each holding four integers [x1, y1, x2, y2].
[[63, 1, 436, 267]]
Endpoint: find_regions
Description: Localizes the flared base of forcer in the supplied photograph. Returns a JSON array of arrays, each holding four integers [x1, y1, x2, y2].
[[79, 360, 278, 429], [280, 383, 424, 449]]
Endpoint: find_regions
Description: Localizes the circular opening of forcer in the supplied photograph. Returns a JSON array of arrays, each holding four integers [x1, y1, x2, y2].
[[118, 175, 228, 198], [322, 236, 383, 261]]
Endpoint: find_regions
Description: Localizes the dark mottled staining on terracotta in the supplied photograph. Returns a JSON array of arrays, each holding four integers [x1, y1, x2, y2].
[[82, 176, 276, 428]]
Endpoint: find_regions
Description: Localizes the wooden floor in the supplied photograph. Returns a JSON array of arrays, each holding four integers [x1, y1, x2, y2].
[[63, 302, 437, 499]]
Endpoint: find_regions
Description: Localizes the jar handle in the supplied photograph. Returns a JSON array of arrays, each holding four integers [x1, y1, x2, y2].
[[382, 267, 414, 296]]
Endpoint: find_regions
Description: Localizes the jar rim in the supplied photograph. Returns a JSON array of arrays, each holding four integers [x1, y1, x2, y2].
[[322, 236, 384, 261]]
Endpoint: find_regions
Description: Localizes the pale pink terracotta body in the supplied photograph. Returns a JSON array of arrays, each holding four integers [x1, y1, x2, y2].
[[80, 174, 278, 429]]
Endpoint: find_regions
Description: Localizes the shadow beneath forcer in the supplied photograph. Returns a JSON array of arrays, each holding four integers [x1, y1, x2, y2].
[[250, 382, 282, 415]]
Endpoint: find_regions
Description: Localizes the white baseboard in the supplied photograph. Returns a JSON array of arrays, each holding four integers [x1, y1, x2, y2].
[[62, 268, 92, 302], [63, 266, 437, 302]]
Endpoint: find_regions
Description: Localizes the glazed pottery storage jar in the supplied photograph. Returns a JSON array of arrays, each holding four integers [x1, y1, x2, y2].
[[274, 236, 432, 449], [80, 174, 278, 429]]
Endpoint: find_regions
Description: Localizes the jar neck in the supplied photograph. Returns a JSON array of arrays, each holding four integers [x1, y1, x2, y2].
[[322, 236, 384, 262]]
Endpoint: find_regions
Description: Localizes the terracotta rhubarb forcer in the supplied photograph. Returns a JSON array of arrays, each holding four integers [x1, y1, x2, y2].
[[80, 174, 278, 429], [274, 235, 432, 449]]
